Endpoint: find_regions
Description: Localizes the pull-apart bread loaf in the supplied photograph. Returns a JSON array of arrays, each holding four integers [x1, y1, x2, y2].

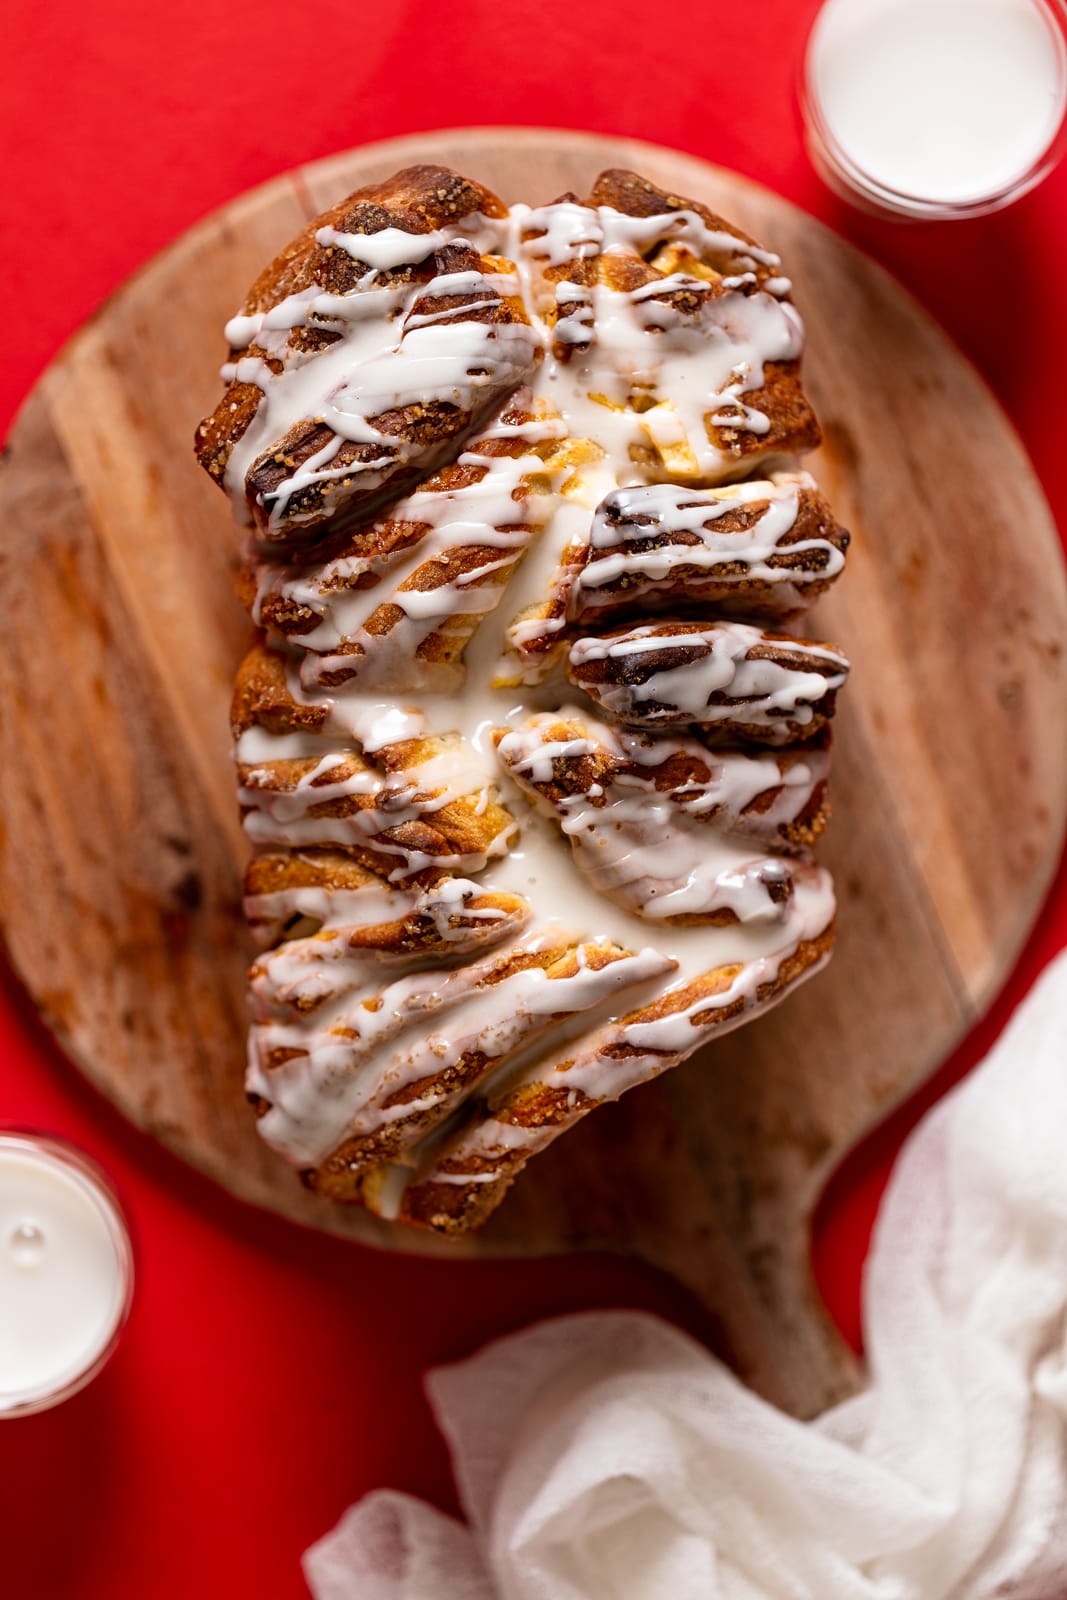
[[196, 164, 851, 1233]]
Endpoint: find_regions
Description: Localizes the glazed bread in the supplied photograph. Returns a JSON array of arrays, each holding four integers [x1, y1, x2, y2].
[[196, 163, 851, 1234]]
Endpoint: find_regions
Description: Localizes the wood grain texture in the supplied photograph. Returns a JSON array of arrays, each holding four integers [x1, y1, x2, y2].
[[2, 128, 1065, 1418]]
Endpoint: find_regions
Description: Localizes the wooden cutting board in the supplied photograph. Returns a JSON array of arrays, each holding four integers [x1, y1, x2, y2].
[[3, 129, 1065, 1419]]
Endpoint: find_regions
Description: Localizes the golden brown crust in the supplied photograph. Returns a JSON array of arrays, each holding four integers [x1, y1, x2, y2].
[[240, 259, 532, 546], [393, 920, 836, 1234], [231, 637, 327, 738], [197, 167, 503, 491], [213, 166, 846, 1236], [239, 393, 553, 642], [233, 638, 519, 876], [587, 169, 768, 263], [575, 483, 848, 621], [586, 172, 821, 459], [301, 937, 647, 1199], [507, 481, 848, 678], [568, 620, 849, 744], [239, 772, 515, 882], [244, 848, 379, 901], [583, 170, 820, 463], [495, 713, 832, 861], [242, 849, 521, 948], [241, 166, 508, 324], [195, 168, 531, 547]]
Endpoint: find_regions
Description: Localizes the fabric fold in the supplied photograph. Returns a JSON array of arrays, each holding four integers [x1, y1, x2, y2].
[[305, 950, 1067, 1600]]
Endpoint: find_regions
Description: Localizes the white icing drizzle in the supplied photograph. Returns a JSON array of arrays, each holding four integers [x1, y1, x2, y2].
[[313, 225, 454, 269], [248, 930, 672, 1165], [218, 200, 808, 534], [221, 246, 539, 532], [211, 185, 848, 1190], [513, 201, 784, 274], [502, 203, 803, 487], [223, 283, 409, 357], [496, 710, 828, 826], [250, 880, 525, 1028], [568, 620, 849, 739], [247, 405, 564, 683], [573, 474, 844, 604], [496, 709, 827, 924], [391, 862, 835, 1201], [245, 881, 417, 948], [500, 470, 846, 674]]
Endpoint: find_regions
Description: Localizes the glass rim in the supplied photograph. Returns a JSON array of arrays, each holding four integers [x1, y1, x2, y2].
[[0, 1129, 135, 1418], [801, 0, 1067, 220]]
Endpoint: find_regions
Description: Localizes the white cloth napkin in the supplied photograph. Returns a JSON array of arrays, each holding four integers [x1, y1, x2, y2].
[[305, 950, 1067, 1600]]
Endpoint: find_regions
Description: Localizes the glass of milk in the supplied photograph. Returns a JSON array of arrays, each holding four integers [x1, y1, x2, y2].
[[0, 1132, 134, 1417], [802, 0, 1067, 217]]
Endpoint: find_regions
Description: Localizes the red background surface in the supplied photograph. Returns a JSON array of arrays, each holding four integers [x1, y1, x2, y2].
[[3, 3, 1066, 1594]]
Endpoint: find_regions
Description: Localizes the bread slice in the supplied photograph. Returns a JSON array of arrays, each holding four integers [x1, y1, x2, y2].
[[196, 165, 851, 1234]]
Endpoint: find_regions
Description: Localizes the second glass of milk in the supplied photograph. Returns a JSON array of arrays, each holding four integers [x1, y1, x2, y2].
[[0, 1133, 134, 1417], [803, 0, 1067, 217]]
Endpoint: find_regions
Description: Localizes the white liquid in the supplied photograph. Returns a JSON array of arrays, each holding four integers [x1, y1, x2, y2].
[[0, 1139, 131, 1412], [810, 0, 1067, 203]]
